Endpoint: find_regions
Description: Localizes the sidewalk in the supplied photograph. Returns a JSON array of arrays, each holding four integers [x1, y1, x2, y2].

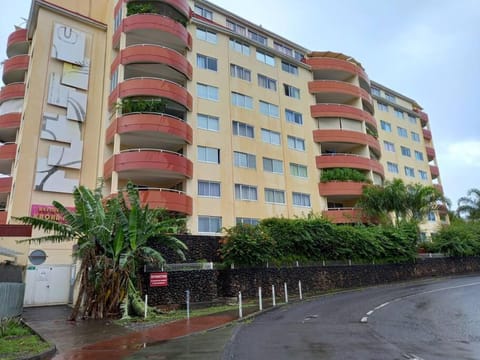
[[23, 305, 247, 359]]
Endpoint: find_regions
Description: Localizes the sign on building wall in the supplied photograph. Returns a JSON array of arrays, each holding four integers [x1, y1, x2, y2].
[[149, 272, 168, 287], [30, 204, 75, 223], [35, 24, 91, 194]]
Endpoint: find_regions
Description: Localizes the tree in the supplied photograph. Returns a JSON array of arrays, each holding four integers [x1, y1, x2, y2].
[[457, 188, 480, 221], [16, 182, 186, 320], [358, 179, 444, 225]]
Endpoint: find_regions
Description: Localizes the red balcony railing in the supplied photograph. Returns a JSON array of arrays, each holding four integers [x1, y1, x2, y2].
[[316, 154, 384, 178], [422, 128, 432, 140], [2, 55, 29, 85], [430, 165, 440, 178], [426, 146, 436, 161], [313, 129, 381, 156], [0, 83, 25, 104], [138, 188, 192, 215], [322, 208, 369, 224], [305, 57, 369, 85], [310, 103, 377, 129], [318, 181, 367, 196], [6, 28, 28, 57]]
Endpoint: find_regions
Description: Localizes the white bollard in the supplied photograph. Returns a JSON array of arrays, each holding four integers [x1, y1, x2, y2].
[[284, 282, 288, 303], [144, 294, 148, 319], [238, 291, 243, 318], [258, 287, 263, 311], [186, 290, 190, 320], [272, 285, 276, 306], [299, 280, 303, 300]]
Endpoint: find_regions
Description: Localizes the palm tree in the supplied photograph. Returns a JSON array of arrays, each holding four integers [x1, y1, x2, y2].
[[405, 183, 445, 221], [16, 182, 186, 319], [457, 188, 480, 221]]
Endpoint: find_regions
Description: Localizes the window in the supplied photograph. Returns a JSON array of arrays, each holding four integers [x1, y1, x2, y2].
[[230, 64, 251, 81], [259, 101, 279, 117], [265, 188, 285, 204], [236, 217, 259, 225], [256, 50, 275, 66], [287, 135, 305, 151], [290, 163, 308, 178], [197, 54, 217, 71], [196, 27, 217, 44], [198, 145, 220, 163], [284, 84, 300, 99], [411, 131, 420, 142], [292, 192, 311, 207], [408, 114, 417, 124], [235, 184, 258, 201], [397, 126, 408, 138], [385, 93, 396, 103], [257, 74, 277, 91], [404, 166, 415, 177], [231, 92, 253, 109], [274, 42, 293, 57], [419, 170, 428, 180], [194, 5, 213, 20], [384, 141, 395, 152], [380, 120, 391, 132], [232, 121, 254, 138], [197, 83, 219, 101], [261, 129, 281, 145], [371, 87, 381, 96], [427, 211, 436, 221], [234, 151, 256, 169], [377, 102, 389, 112], [281, 61, 298, 75], [198, 216, 222, 233], [394, 108, 404, 119], [226, 20, 246, 36], [248, 30, 267, 45], [110, 69, 118, 93], [387, 162, 399, 174], [285, 109, 303, 125], [198, 113, 219, 131], [415, 151, 424, 161], [229, 38, 250, 55], [263, 157, 283, 174], [114, 8, 122, 32], [198, 180, 220, 197], [401, 146, 411, 157]]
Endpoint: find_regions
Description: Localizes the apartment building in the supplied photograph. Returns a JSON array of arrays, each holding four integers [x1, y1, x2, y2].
[[0, 0, 446, 304]]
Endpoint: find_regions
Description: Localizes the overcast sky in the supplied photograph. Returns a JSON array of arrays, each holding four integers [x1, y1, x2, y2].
[[1, 0, 479, 208]]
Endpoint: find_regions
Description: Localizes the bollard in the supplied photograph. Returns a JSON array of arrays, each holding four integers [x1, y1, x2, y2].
[[284, 282, 288, 303], [239, 291, 243, 318], [144, 294, 148, 319], [272, 285, 276, 306], [258, 287, 263, 311], [299, 280, 303, 300], [186, 290, 190, 320]]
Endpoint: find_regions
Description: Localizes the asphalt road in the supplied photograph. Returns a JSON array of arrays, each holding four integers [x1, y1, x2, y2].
[[129, 275, 480, 360]]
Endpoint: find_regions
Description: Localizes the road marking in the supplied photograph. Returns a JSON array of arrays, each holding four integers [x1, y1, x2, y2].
[[360, 280, 480, 323]]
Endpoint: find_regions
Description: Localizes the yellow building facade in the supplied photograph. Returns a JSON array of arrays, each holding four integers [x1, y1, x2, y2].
[[0, 0, 446, 304]]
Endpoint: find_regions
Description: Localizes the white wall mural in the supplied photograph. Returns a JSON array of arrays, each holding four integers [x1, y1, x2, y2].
[[35, 24, 90, 194]]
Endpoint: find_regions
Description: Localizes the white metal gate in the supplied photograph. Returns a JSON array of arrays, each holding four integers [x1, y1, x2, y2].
[[24, 265, 72, 306]]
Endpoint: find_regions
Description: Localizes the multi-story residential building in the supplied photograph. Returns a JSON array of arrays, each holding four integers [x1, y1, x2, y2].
[[0, 0, 446, 305]]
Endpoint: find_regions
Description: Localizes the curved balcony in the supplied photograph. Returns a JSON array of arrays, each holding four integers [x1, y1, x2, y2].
[[316, 154, 384, 178], [125, 0, 191, 19], [430, 165, 439, 179], [422, 128, 432, 140], [7, 28, 28, 58], [318, 181, 367, 196], [308, 80, 374, 114], [0, 83, 25, 104], [106, 113, 192, 147], [433, 184, 444, 195], [0, 211, 7, 224], [306, 57, 369, 87], [0, 143, 17, 174], [322, 208, 369, 224], [0, 177, 12, 193], [138, 187, 192, 215], [313, 129, 381, 156], [109, 77, 192, 110], [2, 55, 29, 85], [310, 103, 377, 129], [120, 44, 192, 81], [122, 14, 192, 52], [418, 111, 429, 126], [104, 149, 193, 182], [426, 146, 436, 161], [0, 113, 21, 142]]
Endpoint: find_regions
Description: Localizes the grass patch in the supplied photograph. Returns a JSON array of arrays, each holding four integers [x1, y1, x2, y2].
[[0, 318, 51, 360]]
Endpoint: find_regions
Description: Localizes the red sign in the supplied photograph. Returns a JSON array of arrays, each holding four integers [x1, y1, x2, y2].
[[31, 204, 75, 223], [150, 272, 168, 287]]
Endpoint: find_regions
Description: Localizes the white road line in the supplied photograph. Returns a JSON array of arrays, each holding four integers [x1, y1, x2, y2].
[[360, 280, 480, 323]]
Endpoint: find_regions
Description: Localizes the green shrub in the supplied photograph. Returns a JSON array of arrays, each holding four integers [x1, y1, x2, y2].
[[320, 168, 370, 183], [430, 221, 480, 256]]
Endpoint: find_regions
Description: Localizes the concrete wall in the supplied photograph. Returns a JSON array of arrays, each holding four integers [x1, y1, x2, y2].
[[143, 257, 480, 305]]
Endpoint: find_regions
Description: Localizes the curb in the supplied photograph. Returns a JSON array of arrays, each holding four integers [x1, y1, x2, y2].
[[20, 319, 57, 360]]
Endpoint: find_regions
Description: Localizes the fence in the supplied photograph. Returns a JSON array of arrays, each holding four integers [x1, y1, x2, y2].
[[0, 283, 25, 318]]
